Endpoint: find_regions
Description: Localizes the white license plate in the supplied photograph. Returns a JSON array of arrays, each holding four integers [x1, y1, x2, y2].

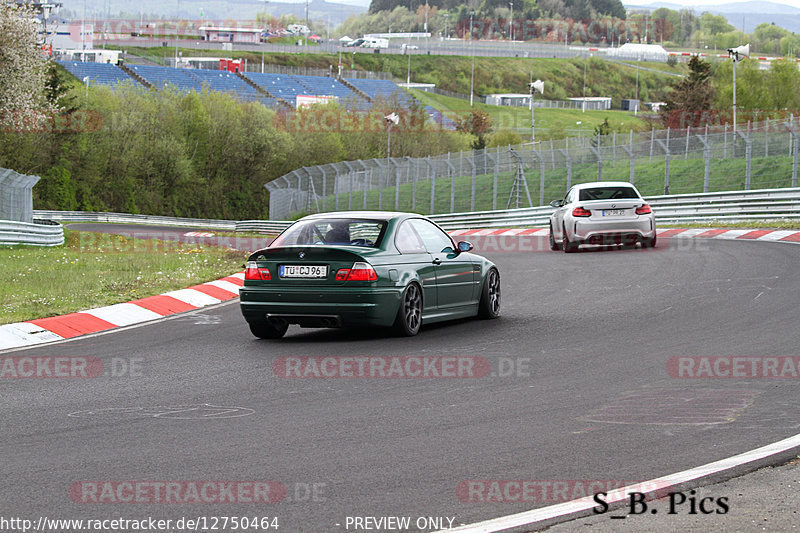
[[602, 209, 626, 216], [280, 265, 328, 278]]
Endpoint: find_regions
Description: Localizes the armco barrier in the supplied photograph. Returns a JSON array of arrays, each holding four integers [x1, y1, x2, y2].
[[32, 210, 237, 230], [31, 187, 800, 234], [431, 187, 800, 230], [0, 219, 65, 246], [235, 220, 294, 233]]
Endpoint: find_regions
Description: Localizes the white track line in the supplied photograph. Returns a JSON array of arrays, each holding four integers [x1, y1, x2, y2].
[[438, 432, 800, 533]]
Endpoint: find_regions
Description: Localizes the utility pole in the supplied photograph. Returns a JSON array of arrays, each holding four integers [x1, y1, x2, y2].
[[509, 2, 513, 41], [469, 10, 475, 107]]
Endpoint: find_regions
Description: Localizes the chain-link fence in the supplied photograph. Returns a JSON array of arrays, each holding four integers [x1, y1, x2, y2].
[[0, 168, 40, 223], [266, 118, 800, 220]]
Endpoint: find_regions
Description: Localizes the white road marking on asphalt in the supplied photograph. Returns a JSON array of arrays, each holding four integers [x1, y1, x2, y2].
[[437, 431, 800, 532]]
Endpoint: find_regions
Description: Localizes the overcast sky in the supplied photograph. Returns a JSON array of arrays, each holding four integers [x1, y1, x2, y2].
[[624, 0, 800, 7]]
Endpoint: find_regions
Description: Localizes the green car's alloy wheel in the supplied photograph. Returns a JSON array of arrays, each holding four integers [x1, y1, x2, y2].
[[394, 283, 422, 336], [478, 268, 501, 318], [249, 321, 288, 339]]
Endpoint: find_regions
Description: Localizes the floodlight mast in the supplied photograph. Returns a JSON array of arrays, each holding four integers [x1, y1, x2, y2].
[[727, 44, 749, 132]]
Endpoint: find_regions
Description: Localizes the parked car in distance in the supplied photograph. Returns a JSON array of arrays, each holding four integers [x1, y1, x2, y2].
[[239, 212, 501, 339], [549, 182, 656, 252]]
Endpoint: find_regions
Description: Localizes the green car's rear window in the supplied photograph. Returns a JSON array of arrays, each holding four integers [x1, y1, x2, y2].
[[271, 219, 387, 248]]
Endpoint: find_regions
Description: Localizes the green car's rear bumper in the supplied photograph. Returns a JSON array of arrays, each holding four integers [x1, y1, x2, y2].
[[239, 286, 403, 328]]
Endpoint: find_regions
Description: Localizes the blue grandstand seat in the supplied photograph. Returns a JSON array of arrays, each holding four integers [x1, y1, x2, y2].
[[186, 69, 260, 100], [343, 78, 416, 108], [424, 105, 457, 131], [127, 65, 202, 92], [57, 61, 137, 87]]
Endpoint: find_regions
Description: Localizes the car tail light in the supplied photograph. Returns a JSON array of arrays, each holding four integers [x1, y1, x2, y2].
[[572, 206, 591, 217], [636, 204, 652, 215], [335, 262, 378, 281], [244, 261, 271, 280]]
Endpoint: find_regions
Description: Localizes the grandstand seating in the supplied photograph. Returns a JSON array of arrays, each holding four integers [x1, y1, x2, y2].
[[424, 105, 457, 131], [127, 64, 202, 92], [185, 69, 264, 101], [244, 73, 312, 107], [57, 61, 419, 113], [57, 61, 136, 86], [343, 78, 416, 107], [291, 75, 359, 101]]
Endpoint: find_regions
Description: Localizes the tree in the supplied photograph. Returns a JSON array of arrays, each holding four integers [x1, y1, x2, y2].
[[768, 57, 800, 111], [456, 109, 492, 149], [698, 12, 734, 36], [0, 1, 54, 124], [661, 56, 715, 128]]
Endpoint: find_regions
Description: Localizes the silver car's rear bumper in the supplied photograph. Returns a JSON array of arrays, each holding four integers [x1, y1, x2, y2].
[[572, 217, 655, 243]]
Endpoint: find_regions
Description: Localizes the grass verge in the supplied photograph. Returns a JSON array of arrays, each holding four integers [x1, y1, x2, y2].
[[0, 230, 246, 325]]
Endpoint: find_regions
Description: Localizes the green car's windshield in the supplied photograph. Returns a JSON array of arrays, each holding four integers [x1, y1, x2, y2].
[[271, 218, 387, 248]]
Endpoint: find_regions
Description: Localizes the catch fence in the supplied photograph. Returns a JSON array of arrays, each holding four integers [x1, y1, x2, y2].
[[266, 118, 800, 220]]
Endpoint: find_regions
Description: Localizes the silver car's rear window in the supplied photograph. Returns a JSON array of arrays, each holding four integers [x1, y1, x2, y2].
[[271, 219, 387, 248], [579, 187, 640, 201]]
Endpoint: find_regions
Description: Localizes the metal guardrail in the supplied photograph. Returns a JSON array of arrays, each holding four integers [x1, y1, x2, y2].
[[235, 220, 293, 233], [430, 187, 800, 229], [33, 210, 237, 230], [31, 187, 800, 237], [0, 219, 65, 246]]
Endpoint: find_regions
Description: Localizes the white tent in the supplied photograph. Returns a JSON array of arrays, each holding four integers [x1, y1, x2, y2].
[[339, 35, 352, 42], [607, 43, 668, 62]]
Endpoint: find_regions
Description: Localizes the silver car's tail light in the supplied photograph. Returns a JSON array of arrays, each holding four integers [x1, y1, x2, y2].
[[636, 204, 652, 215]]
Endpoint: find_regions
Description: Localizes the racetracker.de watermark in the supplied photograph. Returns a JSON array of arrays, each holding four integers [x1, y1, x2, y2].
[[667, 356, 800, 378], [0, 356, 142, 378], [74, 231, 270, 253], [456, 479, 671, 503], [273, 356, 534, 378], [68, 481, 287, 504], [0, 110, 104, 133]]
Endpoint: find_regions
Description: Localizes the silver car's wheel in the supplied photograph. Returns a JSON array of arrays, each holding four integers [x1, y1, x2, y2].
[[393, 283, 422, 336], [641, 234, 657, 248], [549, 223, 560, 251], [562, 224, 579, 253], [478, 268, 501, 319]]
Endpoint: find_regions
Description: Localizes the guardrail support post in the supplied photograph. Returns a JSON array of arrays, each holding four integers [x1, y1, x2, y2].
[[411, 157, 418, 212], [655, 139, 671, 195], [426, 157, 435, 214], [695, 134, 711, 193], [372, 158, 386, 210], [557, 149, 572, 190], [320, 167, 327, 212], [342, 161, 355, 210], [334, 166, 341, 211], [467, 155, 477, 212], [589, 146, 603, 182], [736, 131, 752, 190], [620, 145, 634, 186], [792, 133, 799, 188]]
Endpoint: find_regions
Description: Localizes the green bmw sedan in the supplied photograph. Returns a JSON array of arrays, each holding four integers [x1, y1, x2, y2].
[[239, 212, 501, 338]]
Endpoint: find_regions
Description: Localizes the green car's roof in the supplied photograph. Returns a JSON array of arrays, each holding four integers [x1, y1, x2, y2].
[[301, 211, 424, 222]]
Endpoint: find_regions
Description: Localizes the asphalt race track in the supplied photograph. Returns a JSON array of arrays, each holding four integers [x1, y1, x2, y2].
[[3, 234, 800, 532]]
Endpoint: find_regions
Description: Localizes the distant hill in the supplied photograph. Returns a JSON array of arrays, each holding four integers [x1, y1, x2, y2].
[[625, 1, 800, 33], [56, 0, 367, 27]]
